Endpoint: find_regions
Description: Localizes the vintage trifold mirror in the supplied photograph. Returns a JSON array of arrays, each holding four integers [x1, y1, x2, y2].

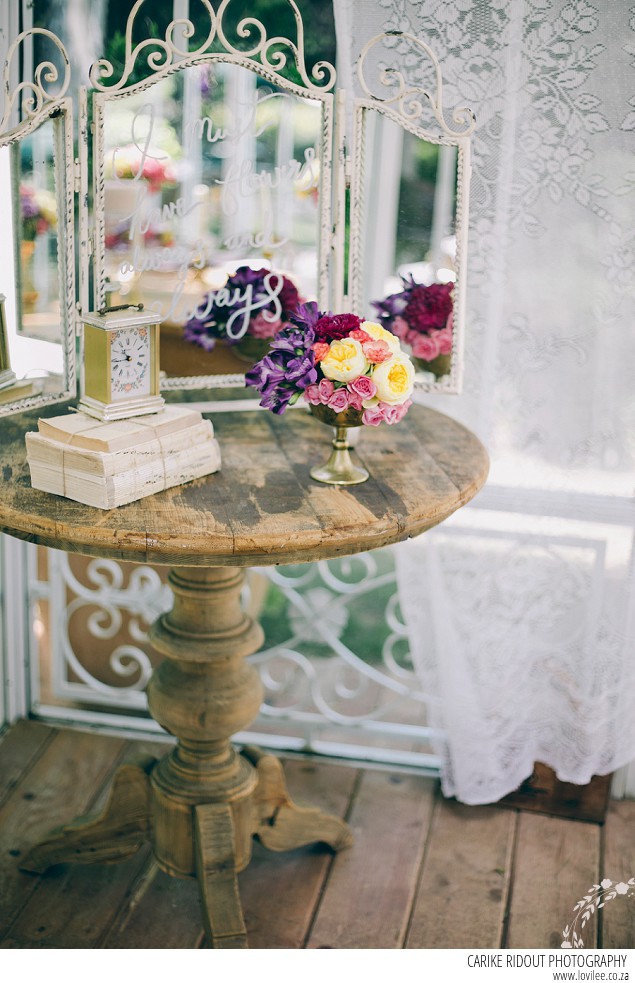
[[86, 3, 473, 401], [349, 32, 475, 394], [0, 3, 474, 416], [0, 30, 76, 417], [89, 1, 336, 394]]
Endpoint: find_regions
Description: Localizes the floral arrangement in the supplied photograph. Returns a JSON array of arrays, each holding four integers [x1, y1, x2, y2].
[[20, 184, 57, 241], [373, 275, 454, 368], [105, 145, 176, 193], [245, 303, 415, 425], [184, 266, 301, 352]]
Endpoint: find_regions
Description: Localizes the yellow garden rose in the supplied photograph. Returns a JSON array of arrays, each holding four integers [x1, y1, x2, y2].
[[320, 337, 369, 383], [371, 353, 415, 404], [360, 320, 401, 354]]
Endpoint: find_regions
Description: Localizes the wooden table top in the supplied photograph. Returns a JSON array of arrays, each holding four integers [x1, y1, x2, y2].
[[0, 401, 489, 567]]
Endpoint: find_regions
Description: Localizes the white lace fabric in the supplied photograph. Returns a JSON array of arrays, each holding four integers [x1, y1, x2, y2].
[[334, 0, 635, 803]]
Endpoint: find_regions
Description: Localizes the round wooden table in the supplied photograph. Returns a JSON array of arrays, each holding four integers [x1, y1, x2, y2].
[[0, 402, 488, 948]]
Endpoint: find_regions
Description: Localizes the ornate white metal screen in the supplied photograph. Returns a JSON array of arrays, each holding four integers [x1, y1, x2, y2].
[[25, 541, 442, 771]]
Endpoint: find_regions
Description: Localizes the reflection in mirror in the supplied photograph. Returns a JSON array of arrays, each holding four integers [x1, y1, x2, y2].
[[0, 109, 72, 413], [13, 117, 61, 342], [95, 61, 329, 386], [352, 109, 459, 385]]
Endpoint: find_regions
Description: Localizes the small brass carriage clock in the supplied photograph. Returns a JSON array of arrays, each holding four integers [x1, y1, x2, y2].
[[79, 304, 165, 421]]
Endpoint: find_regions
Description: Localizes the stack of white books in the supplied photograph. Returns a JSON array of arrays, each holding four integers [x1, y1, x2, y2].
[[26, 405, 221, 509]]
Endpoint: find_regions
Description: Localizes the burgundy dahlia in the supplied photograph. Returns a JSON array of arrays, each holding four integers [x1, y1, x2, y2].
[[313, 312, 363, 343], [403, 282, 453, 333]]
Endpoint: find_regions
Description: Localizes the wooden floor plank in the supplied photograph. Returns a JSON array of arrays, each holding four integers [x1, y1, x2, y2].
[[306, 770, 435, 949], [406, 799, 516, 949], [104, 861, 205, 949], [1, 723, 631, 950], [601, 799, 635, 949], [5, 739, 167, 949], [506, 812, 600, 948], [0, 720, 55, 807], [239, 759, 358, 950], [0, 729, 126, 940]]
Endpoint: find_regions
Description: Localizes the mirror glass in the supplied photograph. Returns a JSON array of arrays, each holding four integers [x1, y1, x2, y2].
[[94, 61, 330, 386], [0, 109, 74, 414], [351, 108, 461, 387]]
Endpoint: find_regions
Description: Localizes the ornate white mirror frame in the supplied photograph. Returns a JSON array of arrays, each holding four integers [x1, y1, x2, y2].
[[87, 0, 337, 395], [0, 2, 475, 414], [0, 28, 77, 418], [348, 32, 475, 395]]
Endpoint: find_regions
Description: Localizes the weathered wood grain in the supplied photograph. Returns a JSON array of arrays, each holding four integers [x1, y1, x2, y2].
[[239, 759, 358, 949], [103, 861, 205, 949], [5, 740, 166, 949], [505, 812, 600, 948], [0, 720, 54, 808], [306, 770, 435, 949], [0, 401, 488, 566], [601, 800, 635, 949], [0, 724, 632, 949], [0, 729, 125, 939], [406, 799, 516, 949]]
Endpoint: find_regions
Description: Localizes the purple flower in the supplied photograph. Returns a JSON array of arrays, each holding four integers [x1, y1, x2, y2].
[[283, 355, 318, 389], [271, 323, 316, 354], [259, 385, 297, 414], [183, 318, 217, 352], [372, 274, 453, 339], [245, 319, 318, 414], [184, 265, 303, 348], [372, 291, 408, 322], [289, 301, 321, 332], [245, 353, 288, 394]]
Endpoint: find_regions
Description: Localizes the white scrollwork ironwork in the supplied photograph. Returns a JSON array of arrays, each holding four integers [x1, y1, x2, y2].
[[356, 31, 475, 139], [88, 0, 335, 94], [0, 29, 71, 137], [33, 547, 438, 764], [46, 552, 170, 706]]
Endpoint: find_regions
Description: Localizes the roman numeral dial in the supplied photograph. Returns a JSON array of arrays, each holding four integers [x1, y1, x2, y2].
[[110, 326, 151, 396]]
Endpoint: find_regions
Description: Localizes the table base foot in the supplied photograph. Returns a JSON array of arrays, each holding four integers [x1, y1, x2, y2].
[[195, 802, 248, 949], [19, 755, 155, 874], [19, 747, 351, 948], [246, 746, 353, 853]]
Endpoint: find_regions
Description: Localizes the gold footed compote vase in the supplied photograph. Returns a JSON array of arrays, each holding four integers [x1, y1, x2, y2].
[[309, 403, 369, 486]]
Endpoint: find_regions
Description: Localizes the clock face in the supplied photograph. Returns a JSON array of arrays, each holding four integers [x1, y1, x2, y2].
[[110, 326, 151, 398]]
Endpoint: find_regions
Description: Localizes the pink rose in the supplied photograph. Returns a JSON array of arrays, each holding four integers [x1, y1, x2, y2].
[[411, 333, 441, 360], [436, 326, 453, 355], [382, 399, 412, 425], [348, 375, 377, 401], [317, 378, 334, 402], [328, 387, 350, 412], [362, 339, 393, 364], [250, 312, 283, 339], [390, 316, 411, 342], [304, 384, 322, 405], [362, 404, 387, 427], [347, 390, 363, 411]]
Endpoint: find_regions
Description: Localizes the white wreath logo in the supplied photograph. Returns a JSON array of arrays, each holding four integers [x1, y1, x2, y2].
[[562, 877, 635, 948]]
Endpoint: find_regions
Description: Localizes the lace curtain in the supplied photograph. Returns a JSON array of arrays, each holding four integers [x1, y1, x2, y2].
[[334, 0, 635, 802]]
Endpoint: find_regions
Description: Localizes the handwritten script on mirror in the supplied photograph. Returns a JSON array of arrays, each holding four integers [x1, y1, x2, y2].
[[104, 80, 321, 330]]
